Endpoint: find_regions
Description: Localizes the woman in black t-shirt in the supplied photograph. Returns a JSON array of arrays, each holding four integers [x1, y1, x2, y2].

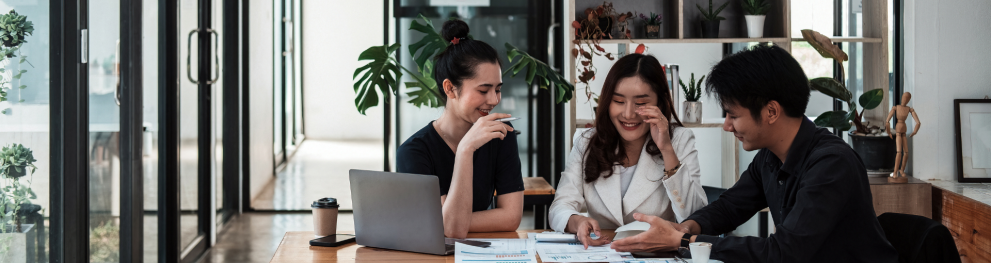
[[396, 19, 523, 239]]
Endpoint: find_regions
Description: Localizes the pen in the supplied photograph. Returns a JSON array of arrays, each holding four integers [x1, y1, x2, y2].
[[495, 117, 522, 135]]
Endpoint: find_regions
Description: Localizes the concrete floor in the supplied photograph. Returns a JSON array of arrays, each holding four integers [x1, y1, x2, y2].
[[194, 211, 535, 263]]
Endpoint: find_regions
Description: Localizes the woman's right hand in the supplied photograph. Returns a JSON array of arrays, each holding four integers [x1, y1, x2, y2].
[[457, 113, 515, 154], [566, 215, 613, 249]]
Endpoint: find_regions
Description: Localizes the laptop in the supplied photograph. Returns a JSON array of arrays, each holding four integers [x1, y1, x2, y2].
[[349, 169, 457, 255]]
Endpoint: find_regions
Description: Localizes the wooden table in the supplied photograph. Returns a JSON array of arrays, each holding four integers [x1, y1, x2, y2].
[[522, 177, 555, 229], [271, 230, 542, 263], [271, 230, 687, 262]]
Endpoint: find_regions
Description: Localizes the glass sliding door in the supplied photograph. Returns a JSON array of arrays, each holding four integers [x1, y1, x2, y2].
[[273, 0, 302, 168], [87, 0, 122, 261]]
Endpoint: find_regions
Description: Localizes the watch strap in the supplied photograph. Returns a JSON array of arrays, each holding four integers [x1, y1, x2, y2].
[[680, 233, 692, 248]]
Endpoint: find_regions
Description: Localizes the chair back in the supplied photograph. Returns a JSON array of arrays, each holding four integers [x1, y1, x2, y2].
[[877, 212, 961, 263], [701, 185, 726, 205]]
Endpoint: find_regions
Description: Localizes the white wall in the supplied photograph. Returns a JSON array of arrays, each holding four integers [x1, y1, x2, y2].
[[903, 0, 991, 181], [249, 0, 276, 202], [301, 0, 385, 140]]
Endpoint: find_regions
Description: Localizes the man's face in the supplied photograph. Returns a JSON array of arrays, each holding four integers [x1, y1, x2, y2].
[[722, 102, 767, 151]]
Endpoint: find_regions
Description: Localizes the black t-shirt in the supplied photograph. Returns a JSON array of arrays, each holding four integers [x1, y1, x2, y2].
[[397, 121, 524, 212]]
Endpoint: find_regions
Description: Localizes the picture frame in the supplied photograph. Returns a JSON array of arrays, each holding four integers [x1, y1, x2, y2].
[[955, 99, 991, 182]]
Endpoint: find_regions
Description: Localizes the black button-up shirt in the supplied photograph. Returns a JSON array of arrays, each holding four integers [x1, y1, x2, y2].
[[686, 118, 898, 263]]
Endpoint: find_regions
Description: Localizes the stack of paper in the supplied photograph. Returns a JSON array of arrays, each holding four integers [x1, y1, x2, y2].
[[454, 238, 538, 263]]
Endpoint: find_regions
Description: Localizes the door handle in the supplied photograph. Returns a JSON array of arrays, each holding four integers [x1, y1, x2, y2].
[[115, 39, 122, 106], [186, 29, 198, 84], [186, 28, 221, 85]]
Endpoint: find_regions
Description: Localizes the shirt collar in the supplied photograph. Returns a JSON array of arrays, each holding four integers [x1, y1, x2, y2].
[[767, 117, 818, 175]]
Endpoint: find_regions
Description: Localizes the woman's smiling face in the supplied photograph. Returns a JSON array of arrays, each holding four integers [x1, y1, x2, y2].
[[609, 76, 657, 144], [446, 62, 503, 124]]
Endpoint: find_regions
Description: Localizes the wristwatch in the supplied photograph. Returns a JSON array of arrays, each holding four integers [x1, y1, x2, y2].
[[680, 233, 692, 248]]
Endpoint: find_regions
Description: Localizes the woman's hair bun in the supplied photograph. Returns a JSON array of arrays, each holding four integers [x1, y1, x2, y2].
[[441, 19, 470, 42]]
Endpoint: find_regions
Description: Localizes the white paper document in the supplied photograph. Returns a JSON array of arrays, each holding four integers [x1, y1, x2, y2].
[[455, 238, 538, 263], [535, 242, 632, 262]]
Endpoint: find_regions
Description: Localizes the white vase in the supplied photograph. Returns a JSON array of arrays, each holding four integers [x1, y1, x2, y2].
[[745, 15, 766, 38], [683, 101, 702, 123]]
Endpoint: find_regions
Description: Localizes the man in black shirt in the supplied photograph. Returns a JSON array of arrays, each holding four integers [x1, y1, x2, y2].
[[610, 45, 898, 262]]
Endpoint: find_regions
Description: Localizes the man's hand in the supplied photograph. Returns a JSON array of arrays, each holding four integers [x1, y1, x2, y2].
[[610, 213, 684, 252]]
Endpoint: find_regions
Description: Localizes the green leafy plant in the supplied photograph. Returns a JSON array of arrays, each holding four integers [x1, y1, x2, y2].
[[639, 12, 662, 26], [90, 220, 120, 262], [0, 10, 34, 104], [0, 144, 37, 237], [801, 29, 885, 134], [741, 0, 771, 16], [353, 14, 574, 114], [697, 0, 729, 21], [0, 143, 35, 179], [679, 73, 705, 102]]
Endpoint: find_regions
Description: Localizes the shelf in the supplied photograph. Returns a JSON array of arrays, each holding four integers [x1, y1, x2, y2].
[[597, 38, 790, 44], [790, 36, 882, 43], [683, 118, 724, 128]]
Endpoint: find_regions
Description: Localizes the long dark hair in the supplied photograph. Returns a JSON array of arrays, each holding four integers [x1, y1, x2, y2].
[[583, 54, 682, 183], [433, 19, 501, 105]]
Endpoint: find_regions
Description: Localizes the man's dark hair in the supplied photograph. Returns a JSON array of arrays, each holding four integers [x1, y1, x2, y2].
[[705, 45, 810, 120], [433, 19, 501, 105]]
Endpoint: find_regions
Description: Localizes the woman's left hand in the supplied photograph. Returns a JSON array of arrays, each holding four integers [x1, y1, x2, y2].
[[637, 106, 672, 152]]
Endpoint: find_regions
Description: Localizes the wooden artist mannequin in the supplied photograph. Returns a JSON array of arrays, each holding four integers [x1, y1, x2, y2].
[[885, 92, 921, 183]]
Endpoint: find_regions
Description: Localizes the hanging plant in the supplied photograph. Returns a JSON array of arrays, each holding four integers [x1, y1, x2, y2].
[[0, 10, 34, 105], [571, 2, 640, 112]]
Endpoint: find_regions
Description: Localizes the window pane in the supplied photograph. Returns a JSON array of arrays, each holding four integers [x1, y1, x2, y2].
[[0, 2, 52, 263], [178, 0, 201, 250], [88, 0, 121, 261], [142, 0, 160, 261]]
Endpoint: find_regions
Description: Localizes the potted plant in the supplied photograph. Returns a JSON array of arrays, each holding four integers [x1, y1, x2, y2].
[[801, 29, 894, 176], [0, 143, 38, 263], [612, 11, 634, 39], [0, 10, 35, 114], [741, 0, 770, 38], [680, 73, 704, 123], [353, 14, 574, 115], [697, 0, 728, 38], [639, 12, 662, 39]]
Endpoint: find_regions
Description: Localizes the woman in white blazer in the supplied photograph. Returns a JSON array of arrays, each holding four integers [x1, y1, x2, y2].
[[549, 54, 707, 247]]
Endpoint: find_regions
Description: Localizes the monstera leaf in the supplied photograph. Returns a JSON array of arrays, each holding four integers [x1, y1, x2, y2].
[[504, 43, 575, 103], [405, 59, 443, 108], [353, 43, 402, 115], [408, 14, 448, 73]]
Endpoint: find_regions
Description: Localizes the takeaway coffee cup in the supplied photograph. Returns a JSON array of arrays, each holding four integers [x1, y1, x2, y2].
[[312, 197, 340, 238], [689, 242, 712, 263]]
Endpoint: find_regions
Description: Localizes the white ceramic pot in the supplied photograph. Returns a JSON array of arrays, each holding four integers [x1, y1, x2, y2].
[[683, 101, 702, 123], [745, 15, 766, 38]]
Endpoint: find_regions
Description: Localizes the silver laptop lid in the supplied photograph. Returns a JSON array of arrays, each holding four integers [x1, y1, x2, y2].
[[349, 169, 448, 255]]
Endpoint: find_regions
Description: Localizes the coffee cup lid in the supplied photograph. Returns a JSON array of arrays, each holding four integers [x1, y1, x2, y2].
[[312, 197, 340, 209]]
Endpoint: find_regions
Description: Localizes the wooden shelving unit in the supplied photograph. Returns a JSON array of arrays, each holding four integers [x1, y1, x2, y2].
[[567, 0, 891, 184]]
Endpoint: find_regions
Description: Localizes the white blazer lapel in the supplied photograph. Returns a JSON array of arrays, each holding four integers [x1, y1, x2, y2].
[[622, 143, 665, 217], [593, 165, 624, 226]]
